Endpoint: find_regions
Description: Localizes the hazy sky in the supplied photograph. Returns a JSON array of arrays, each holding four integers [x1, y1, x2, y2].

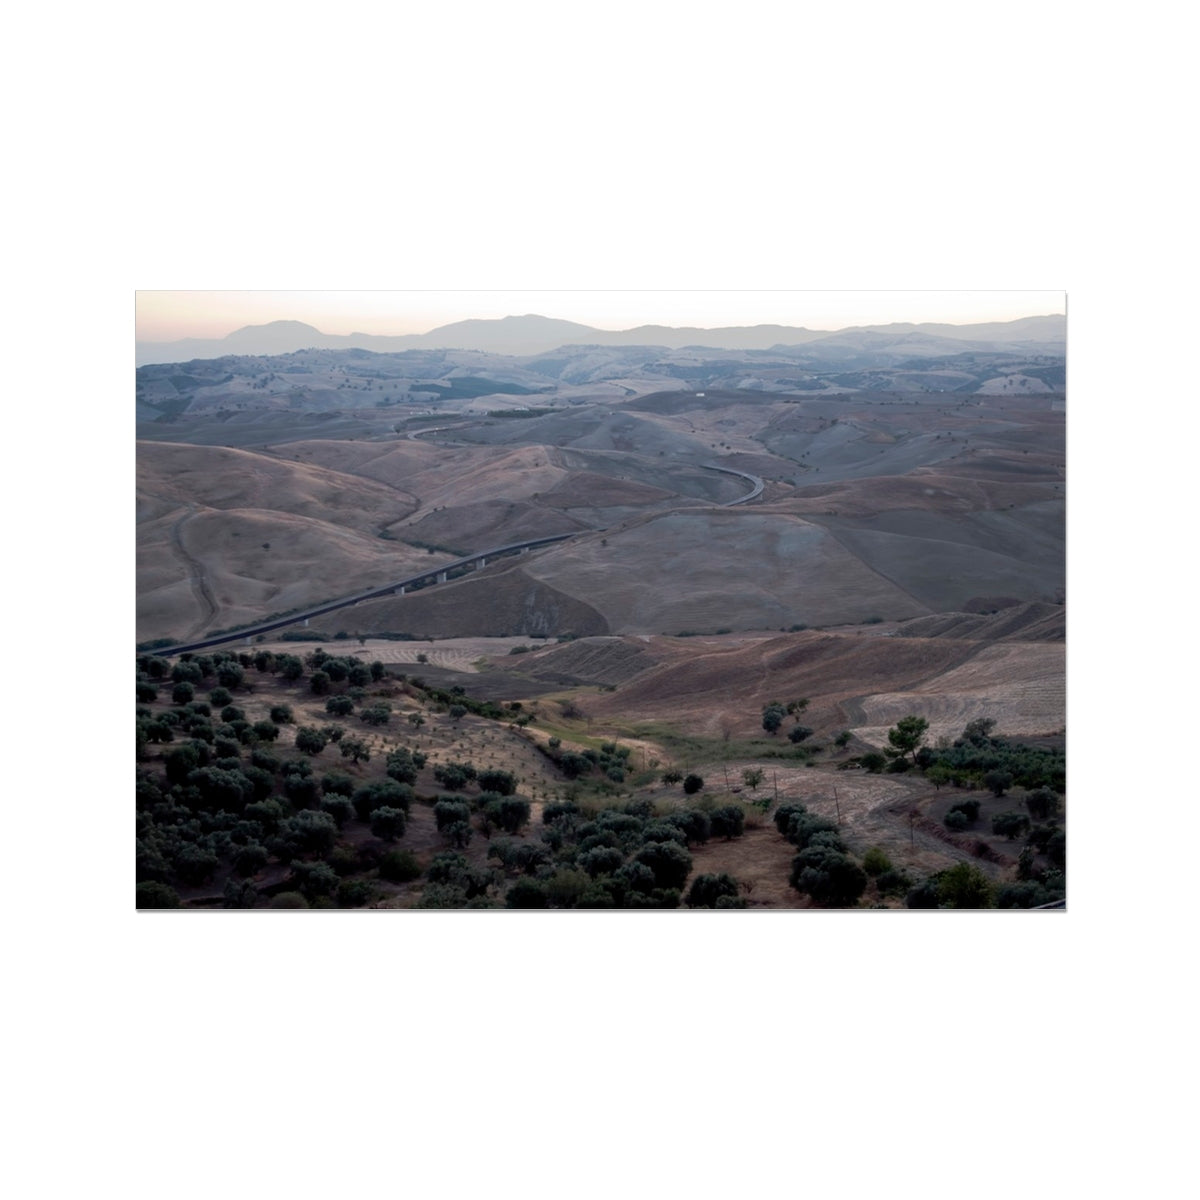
[[136, 290, 1065, 343]]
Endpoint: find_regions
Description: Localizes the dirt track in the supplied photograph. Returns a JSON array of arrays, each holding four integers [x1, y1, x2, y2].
[[169, 504, 217, 639]]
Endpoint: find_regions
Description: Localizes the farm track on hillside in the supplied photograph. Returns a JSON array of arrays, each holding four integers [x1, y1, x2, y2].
[[169, 505, 218, 640]]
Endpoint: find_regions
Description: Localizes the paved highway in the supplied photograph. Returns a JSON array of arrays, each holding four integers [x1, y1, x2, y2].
[[144, 532, 575, 656], [141, 461, 763, 657]]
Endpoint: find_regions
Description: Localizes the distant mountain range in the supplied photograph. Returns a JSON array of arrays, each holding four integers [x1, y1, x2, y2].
[[136, 312, 1065, 366]]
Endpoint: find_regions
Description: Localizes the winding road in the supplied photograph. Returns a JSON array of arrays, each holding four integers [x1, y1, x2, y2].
[[141, 460, 764, 657]]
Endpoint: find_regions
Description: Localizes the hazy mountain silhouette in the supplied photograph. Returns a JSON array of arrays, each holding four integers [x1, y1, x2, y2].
[[136, 312, 1065, 366]]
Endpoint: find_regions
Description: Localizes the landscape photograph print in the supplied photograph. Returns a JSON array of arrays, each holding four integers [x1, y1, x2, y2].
[[135, 290, 1067, 911]]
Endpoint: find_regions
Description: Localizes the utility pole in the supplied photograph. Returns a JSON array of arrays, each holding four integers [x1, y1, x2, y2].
[[834, 786, 841, 825]]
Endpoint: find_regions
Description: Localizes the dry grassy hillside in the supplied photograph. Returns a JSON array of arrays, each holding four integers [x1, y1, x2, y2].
[[522, 510, 931, 632], [137, 385, 1064, 650], [553, 625, 1064, 745], [138, 441, 418, 529], [306, 564, 610, 640], [138, 442, 438, 642]]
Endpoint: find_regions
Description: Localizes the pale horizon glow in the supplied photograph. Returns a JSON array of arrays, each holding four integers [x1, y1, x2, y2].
[[136, 290, 1065, 344]]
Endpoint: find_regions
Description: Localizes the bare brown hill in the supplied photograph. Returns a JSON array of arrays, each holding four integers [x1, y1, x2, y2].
[[394, 499, 586, 552], [523, 509, 932, 633], [138, 441, 438, 642], [539, 470, 677, 510], [138, 441, 419, 531], [783, 471, 1060, 519], [307, 564, 610, 640], [137, 506, 443, 643], [493, 635, 661, 687], [572, 626, 1064, 745], [894, 601, 1065, 642]]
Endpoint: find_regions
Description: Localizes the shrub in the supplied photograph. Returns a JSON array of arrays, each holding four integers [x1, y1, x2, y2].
[[1026, 787, 1059, 820], [432, 762, 475, 791], [171, 661, 203, 685], [378, 849, 422, 883], [426, 852, 470, 885], [937, 862, 995, 908], [984, 769, 1014, 797], [353, 780, 413, 822], [270, 705, 294, 724], [477, 769, 517, 795], [761, 703, 786, 734], [944, 810, 970, 832], [278, 810, 339, 858], [505, 878, 549, 909], [862, 847, 892, 876], [640, 821, 688, 847], [633, 840, 692, 891], [682, 773, 705, 795], [773, 803, 808, 835], [337, 879, 373, 908], [992, 812, 1030, 840], [484, 796, 531, 835], [136, 881, 181, 909], [578, 846, 625, 877], [295, 727, 327, 755], [875, 868, 912, 897], [709, 805, 745, 840], [997, 881, 1050, 909], [232, 842, 269, 877], [325, 695, 354, 717], [543, 800, 580, 826], [785, 811, 841, 851], [174, 845, 220, 886], [1046, 828, 1066, 869], [545, 868, 591, 908], [559, 753, 592, 780], [906, 877, 941, 908], [327, 845, 361, 877], [293, 861, 339, 900], [321, 772, 355, 797], [282, 773, 321, 809], [320, 794, 354, 828], [269, 891, 309, 909], [384, 747, 426, 783], [222, 879, 258, 909], [665, 809, 711, 846], [216, 663, 245, 690], [338, 736, 370, 764], [359, 703, 392, 726], [685, 873, 741, 908], [789, 847, 867, 907]]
